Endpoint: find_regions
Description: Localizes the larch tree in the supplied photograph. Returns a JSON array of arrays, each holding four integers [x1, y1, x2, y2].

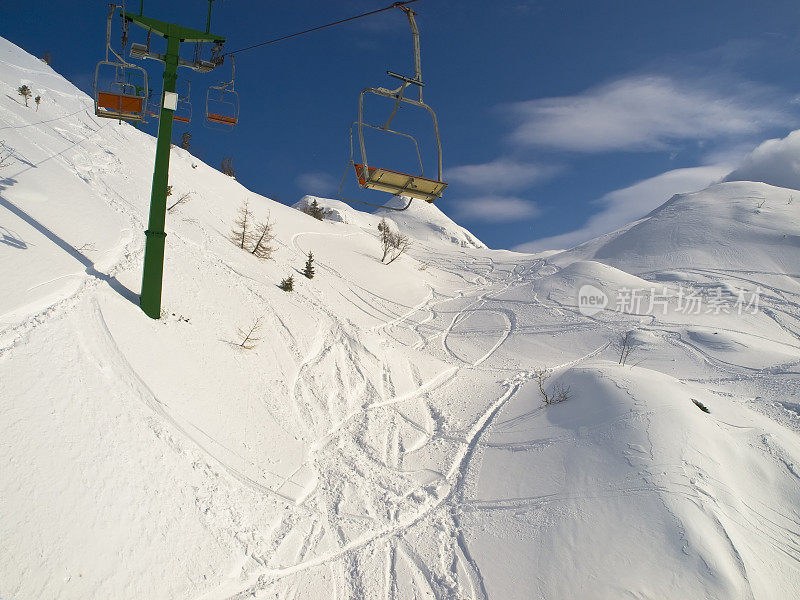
[[232, 200, 254, 249], [251, 215, 275, 260]]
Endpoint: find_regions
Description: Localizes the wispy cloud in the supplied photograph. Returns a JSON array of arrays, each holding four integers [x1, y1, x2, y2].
[[453, 196, 541, 223], [504, 75, 790, 152], [447, 158, 561, 192], [296, 171, 338, 195], [724, 129, 800, 190], [515, 163, 731, 252]]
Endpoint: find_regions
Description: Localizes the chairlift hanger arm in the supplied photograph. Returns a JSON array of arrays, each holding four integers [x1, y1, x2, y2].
[[121, 11, 225, 44]]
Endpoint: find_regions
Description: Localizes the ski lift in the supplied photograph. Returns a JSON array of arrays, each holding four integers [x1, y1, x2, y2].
[[338, 5, 446, 212], [93, 5, 148, 122], [205, 55, 239, 128]]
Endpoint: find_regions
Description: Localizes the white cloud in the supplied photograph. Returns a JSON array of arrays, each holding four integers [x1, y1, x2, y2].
[[505, 75, 789, 152], [453, 196, 541, 223], [446, 158, 561, 191], [296, 171, 338, 195], [724, 129, 800, 190], [515, 164, 731, 252]]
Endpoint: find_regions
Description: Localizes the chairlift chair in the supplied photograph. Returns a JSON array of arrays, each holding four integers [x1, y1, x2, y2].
[[338, 5, 446, 211], [149, 81, 193, 123], [173, 80, 192, 123], [205, 55, 239, 128], [93, 5, 148, 122]]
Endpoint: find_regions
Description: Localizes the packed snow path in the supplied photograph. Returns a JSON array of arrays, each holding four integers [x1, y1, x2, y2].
[[2, 37, 800, 599]]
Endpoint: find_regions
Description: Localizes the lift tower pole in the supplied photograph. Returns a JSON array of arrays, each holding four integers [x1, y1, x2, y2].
[[121, 9, 225, 319]]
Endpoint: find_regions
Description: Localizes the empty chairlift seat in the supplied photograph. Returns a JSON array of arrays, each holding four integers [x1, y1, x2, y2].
[[207, 111, 237, 125], [96, 91, 145, 121], [354, 163, 447, 203]]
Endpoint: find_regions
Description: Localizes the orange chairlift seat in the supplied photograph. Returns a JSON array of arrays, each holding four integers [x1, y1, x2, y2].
[[338, 5, 446, 211], [97, 89, 145, 119], [207, 112, 237, 125]]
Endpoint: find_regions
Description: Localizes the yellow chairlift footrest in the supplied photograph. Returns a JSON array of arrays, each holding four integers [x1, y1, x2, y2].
[[354, 164, 447, 203]]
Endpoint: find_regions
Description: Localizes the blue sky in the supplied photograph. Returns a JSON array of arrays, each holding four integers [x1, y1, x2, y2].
[[3, 0, 800, 250]]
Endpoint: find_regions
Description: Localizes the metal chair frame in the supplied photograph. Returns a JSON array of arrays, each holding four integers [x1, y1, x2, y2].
[[338, 6, 446, 211], [93, 5, 148, 123], [205, 55, 239, 129]]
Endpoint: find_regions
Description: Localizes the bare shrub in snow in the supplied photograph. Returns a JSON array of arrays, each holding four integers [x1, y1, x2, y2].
[[378, 218, 392, 262], [231, 200, 254, 249], [41, 51, 52, 65], [236, 317, 262, 350], [378, 218, 411, 264], [535, 369, 571, 405], [179, 132, 191, 150], [618, 331, 638, 366], [250, 216, 275, 260], [167, 192, 192, 212], [385, 232, 410, 265]]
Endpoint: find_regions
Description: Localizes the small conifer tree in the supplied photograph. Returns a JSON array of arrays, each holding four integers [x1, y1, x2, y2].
[[34, 95, 41, 111], [279, 274, 294, 292], [303, 251, 315, 279], [18, 85, 32, 107]]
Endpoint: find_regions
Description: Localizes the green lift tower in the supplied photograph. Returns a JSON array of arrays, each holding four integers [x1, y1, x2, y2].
[[122, 5, 225, 319]]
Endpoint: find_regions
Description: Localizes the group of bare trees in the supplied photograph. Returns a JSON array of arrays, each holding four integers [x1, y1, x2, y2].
[[377, 218, 410, 264], [532, 331, 642, 406], [231, 200, 275, 260]]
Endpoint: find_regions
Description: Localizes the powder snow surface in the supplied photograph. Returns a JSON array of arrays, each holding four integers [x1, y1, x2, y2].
[[1, 37, 799, 599]]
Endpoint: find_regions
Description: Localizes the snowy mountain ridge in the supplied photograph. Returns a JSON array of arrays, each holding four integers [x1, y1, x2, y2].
[[2, 36, 800, 600]]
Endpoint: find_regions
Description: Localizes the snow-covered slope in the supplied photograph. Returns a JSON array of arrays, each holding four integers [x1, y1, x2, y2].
[[293, 194, 487, 249], [551, 181, 800, 277], [2, 37, 800, 600]]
